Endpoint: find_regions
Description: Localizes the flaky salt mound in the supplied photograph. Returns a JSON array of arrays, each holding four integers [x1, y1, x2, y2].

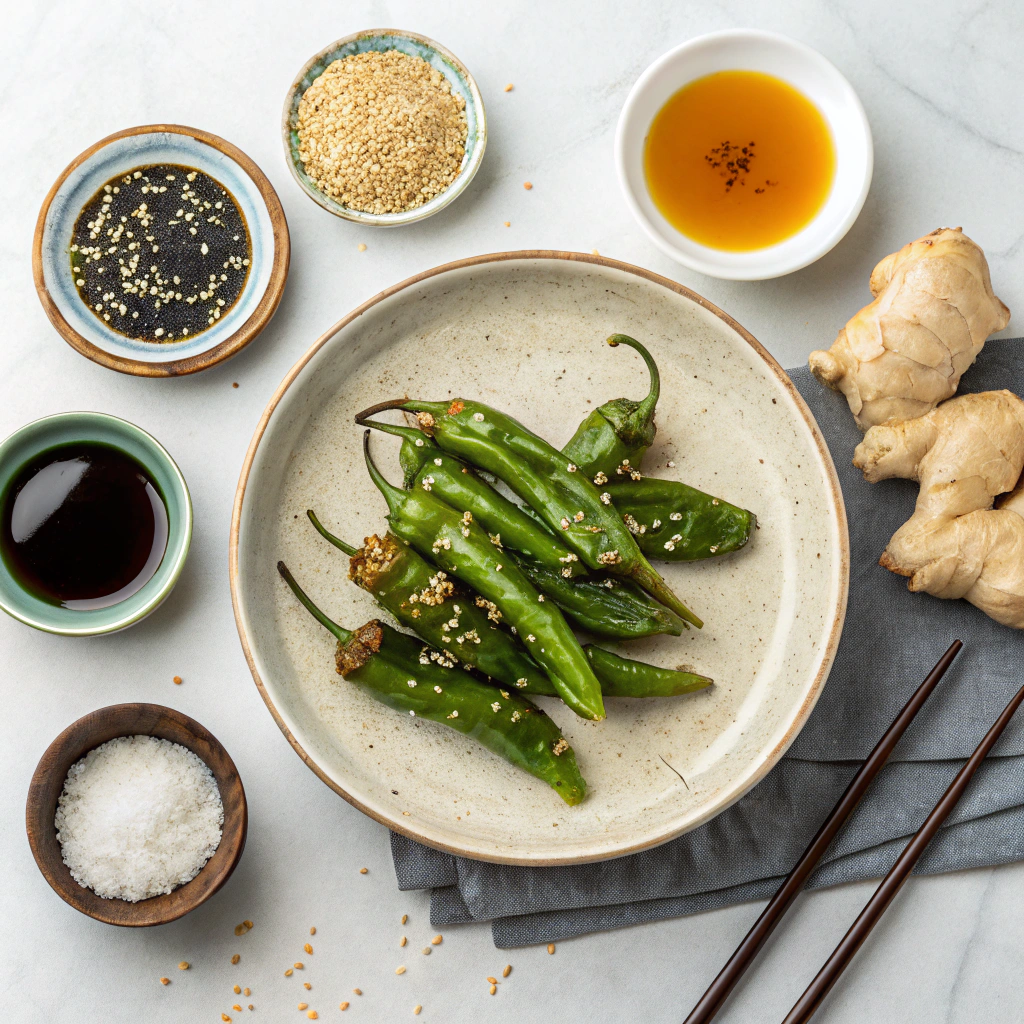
[[54, 734, 224, 902]]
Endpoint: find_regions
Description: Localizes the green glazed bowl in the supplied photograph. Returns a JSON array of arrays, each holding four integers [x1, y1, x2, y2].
[[282, 28, 487, 226], [0, 412, 192, 635]]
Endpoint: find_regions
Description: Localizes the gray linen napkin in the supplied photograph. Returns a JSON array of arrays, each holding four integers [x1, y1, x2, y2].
[[389, 339, 1024, 948]]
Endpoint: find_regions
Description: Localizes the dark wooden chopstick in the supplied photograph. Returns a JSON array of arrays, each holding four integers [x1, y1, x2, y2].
[[682, 640, 963, 1024], [781, 676, 1024, 1024]]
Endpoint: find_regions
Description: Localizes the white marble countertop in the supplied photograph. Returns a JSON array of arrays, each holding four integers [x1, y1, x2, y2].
[[2, 1, 1022, 1021]]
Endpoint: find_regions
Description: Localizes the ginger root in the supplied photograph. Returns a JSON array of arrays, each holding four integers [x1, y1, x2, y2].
[[810, 228, 1009, 430], [853, 390, 1024, 628]]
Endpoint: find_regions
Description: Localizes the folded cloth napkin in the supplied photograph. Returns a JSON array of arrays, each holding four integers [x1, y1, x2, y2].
[[390, 339, 1024, 948]]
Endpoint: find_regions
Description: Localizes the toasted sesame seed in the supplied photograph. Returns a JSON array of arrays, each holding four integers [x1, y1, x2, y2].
[[504, 83, 514, 92], [160, 977, 170, 985], [359, 868, 368, 874], [357, 243, 367, 252], [503, 965, 512, 977], [304, 982, 311, 990], [310, 926, 316, 935], [234, 985, 241, 994], [231, 954, 240, 965], [401, 914, 408, 925], [504, 220, 511, 227], [524, 182, 533, 190], [298, 1003, 308, 1011], [431, 935, 443, 945], [353, 989, 362, 996], [285, 969, 293, 977], [294, 963, 304, 969], [173, 675, 182, 684], [233, 1007, 242, 1013], [244, 989, 251, 997], [490, 985, 497, 995], [178, 962, 190, 970], [487, 977, 498, 984], [304, 943, 313, 954], [547, 943, 556, 954], [400, 937, 407, 947], [340, 1003, 350, 1011], [308, 1013, 318, 1020], [222, 1015, 231, 1022], [414, 1005, 422, 1015], [396, 966, 406, 975]]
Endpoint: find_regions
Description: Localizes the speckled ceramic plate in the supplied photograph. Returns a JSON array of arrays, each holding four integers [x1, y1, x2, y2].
[[230, 252, 848, 865]]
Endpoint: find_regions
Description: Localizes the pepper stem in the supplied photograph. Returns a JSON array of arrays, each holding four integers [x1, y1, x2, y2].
[[277, 561, 351, 643], [306, 510, 358, 557], [360, 418, 430, 446], [362, 429, 407, 517], [607, 334, 661, 433], [629, 557, 703, 629]]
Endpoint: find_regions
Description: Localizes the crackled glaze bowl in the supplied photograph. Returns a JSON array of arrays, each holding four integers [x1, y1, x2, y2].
[[231, 252, 848, 865]]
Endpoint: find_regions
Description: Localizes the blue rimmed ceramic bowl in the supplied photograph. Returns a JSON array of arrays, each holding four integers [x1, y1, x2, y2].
[[0, 413, 192, 635], [282, 29, 487, 226], [33, 124, 290, 377]]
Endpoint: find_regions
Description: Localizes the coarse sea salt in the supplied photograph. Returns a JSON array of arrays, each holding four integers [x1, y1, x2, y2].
[[54, 735, 224, 902]]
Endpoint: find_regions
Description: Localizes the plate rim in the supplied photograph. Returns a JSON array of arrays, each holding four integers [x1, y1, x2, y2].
[[229, 250, 850, 865]]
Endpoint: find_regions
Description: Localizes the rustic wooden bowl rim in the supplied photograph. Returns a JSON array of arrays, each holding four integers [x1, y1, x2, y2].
[[26, 702, 247, 927], [32, 123, 290, 378]]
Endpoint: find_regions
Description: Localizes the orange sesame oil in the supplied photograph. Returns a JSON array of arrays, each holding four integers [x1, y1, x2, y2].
[[643, 71, 836, 251]]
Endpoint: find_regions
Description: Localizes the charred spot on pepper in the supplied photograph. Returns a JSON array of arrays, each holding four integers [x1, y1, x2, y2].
[[336, 621, 385, 675]]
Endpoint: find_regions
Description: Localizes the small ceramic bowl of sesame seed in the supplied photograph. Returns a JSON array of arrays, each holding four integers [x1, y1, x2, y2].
[[283, 29, 487, 225], [34, 124, 290, 377]]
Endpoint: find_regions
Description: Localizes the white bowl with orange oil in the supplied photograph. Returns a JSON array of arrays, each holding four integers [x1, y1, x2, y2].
[[616, 30, 872, 280]]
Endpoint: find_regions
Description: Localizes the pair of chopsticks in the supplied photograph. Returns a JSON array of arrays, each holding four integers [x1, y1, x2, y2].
[[684, 640, 1024, 1024]]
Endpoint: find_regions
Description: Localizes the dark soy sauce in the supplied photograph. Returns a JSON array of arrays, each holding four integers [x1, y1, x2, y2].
[[0, 443, 168, 609]]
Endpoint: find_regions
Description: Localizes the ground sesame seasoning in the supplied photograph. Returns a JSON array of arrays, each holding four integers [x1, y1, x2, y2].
[[70, 164, 250, 342], [297, 50, 467, 215]]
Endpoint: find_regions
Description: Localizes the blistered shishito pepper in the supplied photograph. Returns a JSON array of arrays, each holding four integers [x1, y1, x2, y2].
[[603, 479, 756, 561], [360, 433, 606, 722], [583, 645, 712, 698], [356, 401, 702, 629], [306, 512, 551, 691], [277, 562, 586, 805], [308, 512, 701, 695], [508, 553, 685, 640], [562, 335, 660, 480], [364, 421, 586, 578]]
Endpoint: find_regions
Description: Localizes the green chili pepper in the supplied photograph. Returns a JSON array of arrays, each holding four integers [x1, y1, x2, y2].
[[359, 432, 606, 722], [356, 401, 702, 630], [562, 334, 660, 480], [307, 512, 699, 695], [306, 512, 550, 692], [603, 479, 756, 561], [508, 553, 685, 640], [277, 561, 586, 805], [367, 421, 587, 578], [583, 645, 712, 698]]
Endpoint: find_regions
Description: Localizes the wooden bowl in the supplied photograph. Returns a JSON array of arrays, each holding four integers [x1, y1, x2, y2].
[[33, 124, 290, 377], [26, 704, 247, 926]]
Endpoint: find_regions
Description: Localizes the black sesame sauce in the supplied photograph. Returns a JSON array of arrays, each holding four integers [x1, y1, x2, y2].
[[70, 164, 251, 342], [0, 443, 168, 610]]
